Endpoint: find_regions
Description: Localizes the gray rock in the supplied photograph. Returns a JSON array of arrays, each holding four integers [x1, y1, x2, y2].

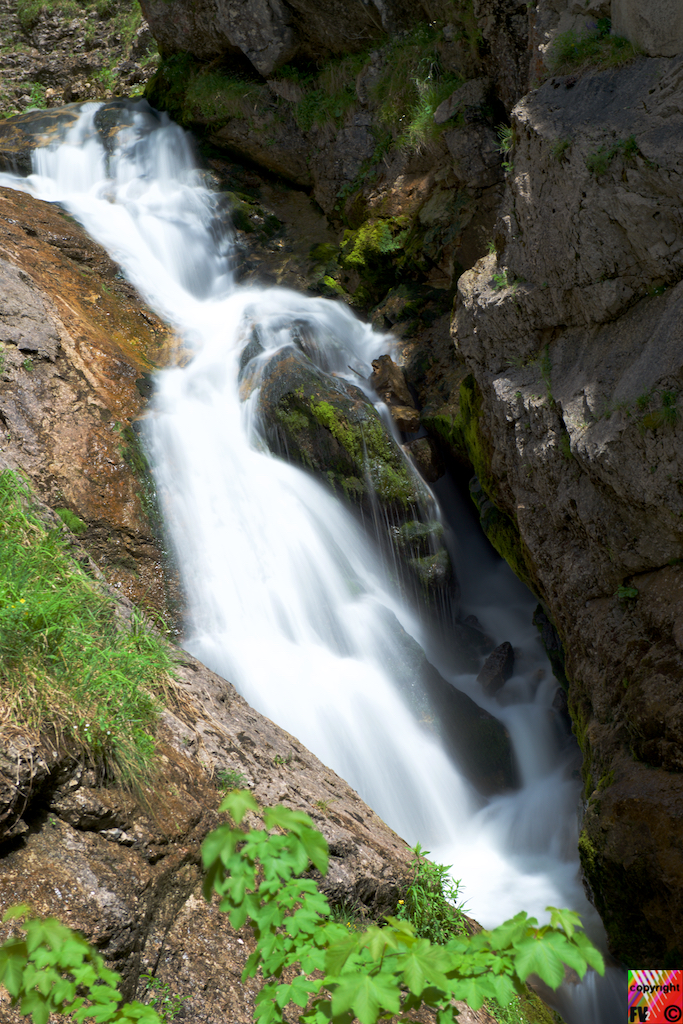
[[433, 77, 491, 124], [612, 0, 683, 58]]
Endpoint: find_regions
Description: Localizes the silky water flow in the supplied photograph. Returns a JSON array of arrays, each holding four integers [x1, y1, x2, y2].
[[0, 101, 625, 1022]]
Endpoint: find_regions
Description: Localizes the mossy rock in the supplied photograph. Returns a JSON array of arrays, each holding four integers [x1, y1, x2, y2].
[[253, 343, 457, 617]]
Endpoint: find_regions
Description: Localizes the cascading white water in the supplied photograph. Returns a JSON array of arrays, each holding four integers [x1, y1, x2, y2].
[[0, 101, 626, 1023]]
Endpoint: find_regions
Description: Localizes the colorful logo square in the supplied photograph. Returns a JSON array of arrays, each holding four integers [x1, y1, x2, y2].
[[629, 970, 683, 1022]]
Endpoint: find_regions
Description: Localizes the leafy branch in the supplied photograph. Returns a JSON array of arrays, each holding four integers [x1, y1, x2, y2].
[[203, 791, 605, 1024]]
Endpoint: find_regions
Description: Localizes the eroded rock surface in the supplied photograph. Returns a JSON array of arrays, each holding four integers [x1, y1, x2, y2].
[[0, 182, 175, 615]]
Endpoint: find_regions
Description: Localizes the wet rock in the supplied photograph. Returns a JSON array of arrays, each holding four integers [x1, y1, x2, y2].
[[370, 353, 420, 432], [403, 436, 444, 482], [374, 608, 517, 793], [450, 53, 683, 964], [476, 641, 515, 697], [254, 341, 458, 617]]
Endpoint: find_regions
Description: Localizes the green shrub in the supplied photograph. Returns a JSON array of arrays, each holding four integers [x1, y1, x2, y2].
[[370, 25, 463, 152], [0, 469, 176, 786], [547, 19, 637, 75], [217, 768, 248, 790], [396, 843, 466, 943]]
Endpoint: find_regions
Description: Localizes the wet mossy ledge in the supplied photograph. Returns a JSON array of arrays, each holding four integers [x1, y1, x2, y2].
[[143, 19, 504, 316]]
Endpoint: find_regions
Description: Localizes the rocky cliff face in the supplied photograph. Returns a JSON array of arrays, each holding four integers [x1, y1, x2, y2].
[[452, 52, 683, 966]]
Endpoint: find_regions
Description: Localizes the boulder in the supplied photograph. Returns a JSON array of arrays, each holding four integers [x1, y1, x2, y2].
[[476, 641, 515, 697]]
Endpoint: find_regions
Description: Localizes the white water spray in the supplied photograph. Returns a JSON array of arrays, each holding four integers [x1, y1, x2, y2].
[[0, 101, 625, 1022]]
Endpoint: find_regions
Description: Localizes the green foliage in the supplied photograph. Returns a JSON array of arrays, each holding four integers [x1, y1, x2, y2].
[[616, 584, 639, 601], [547, 20, 637, 76], [139, 975, 188, 1022], [17, 0, 143, 44], [290, 53, 366, 132], [217, 768, 248, 790], [0, 904, 163, 1023], [396, 843, 466, 944], [22, 356, 34, 373], [497, 125, 514, 154], [492, 269, 511, 291], [370, 25, 464, 153], [0, 469, 175, 786], [341, 218, 410, 267], [559, 432, 572, 460], [201, 793, 604, 1024], [0, 802, 604, 1024], [585, 135, 638, 176], [55, 507, 88, 535], [184, 70, 268, 121], [639, 389, 679, 430]]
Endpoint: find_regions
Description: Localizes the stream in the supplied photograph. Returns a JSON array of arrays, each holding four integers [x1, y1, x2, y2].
[[0, 100, 626, 1023]]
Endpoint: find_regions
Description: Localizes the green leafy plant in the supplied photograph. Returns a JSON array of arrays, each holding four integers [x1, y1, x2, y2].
[[552, 137, 571, 162], [616, 584, 639, 601], [497, 124, 514, 153], [492, 269, 511, 291], [0, 904, 163, 1022], [559, 432, 572, 460], [0, 469, 176, 786], [202, 792, 604, 1024], [0, 797, 605, 1024], [396, 843, 466, 943], [273, 752, 293, 767], [585, 135, 638, 176]]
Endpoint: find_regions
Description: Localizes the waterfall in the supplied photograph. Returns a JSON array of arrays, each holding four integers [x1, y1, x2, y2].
[[0, 100, 626, 1023]]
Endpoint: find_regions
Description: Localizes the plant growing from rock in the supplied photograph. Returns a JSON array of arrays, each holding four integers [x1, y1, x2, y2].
[[547, 20, 636, 76]]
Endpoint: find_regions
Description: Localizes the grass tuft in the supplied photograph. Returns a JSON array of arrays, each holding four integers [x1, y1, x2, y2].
[[0, 469, 176, 787], [547, 19, 637, 76]]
